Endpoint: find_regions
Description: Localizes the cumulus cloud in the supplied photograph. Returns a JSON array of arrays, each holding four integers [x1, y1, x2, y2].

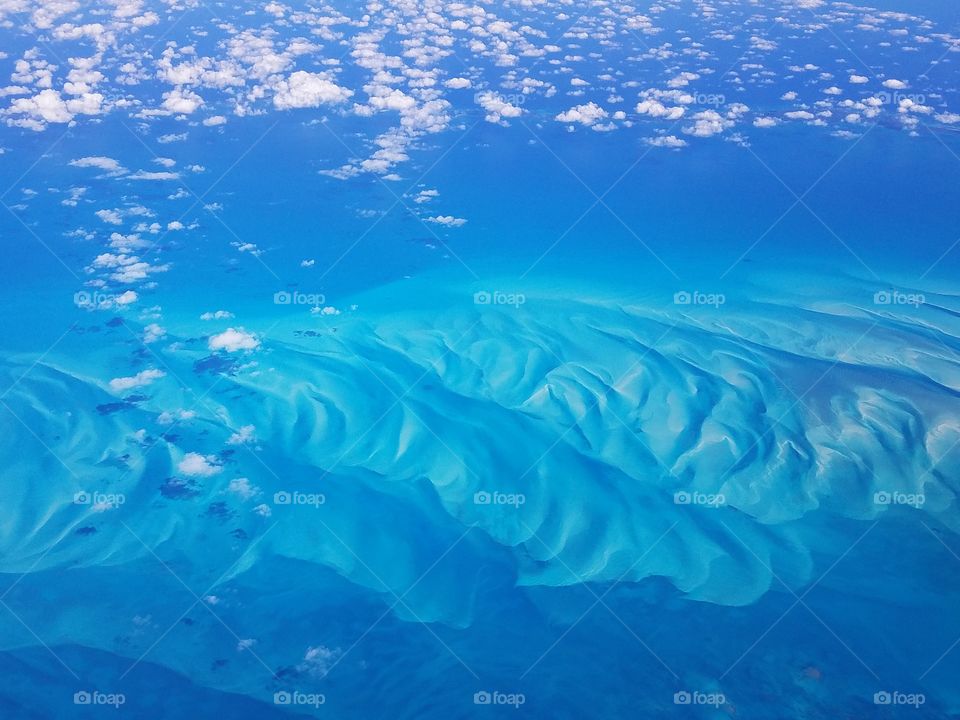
[[425, 215, 467, 227], [476, 91, 522, 123], [161, 88, 204, 114], [178, 452, 222, 477], [109, 368, 165, 392], [555, 102, 607, 126], [635, 100, 685, 120], [70, 156, 126, 175], [273, 71, 352, 109], [208, 327, 259, 352], [645, 135, 687, 148], [128, 170, 180, 181]]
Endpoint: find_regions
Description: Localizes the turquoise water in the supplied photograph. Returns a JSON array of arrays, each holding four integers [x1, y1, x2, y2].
[[2, 0, 960, 717]]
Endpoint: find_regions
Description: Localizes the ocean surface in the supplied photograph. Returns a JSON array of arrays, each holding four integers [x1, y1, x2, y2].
[[1, 0, 960, 717]]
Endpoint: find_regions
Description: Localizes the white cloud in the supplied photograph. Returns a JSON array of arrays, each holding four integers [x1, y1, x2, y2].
[[109, 368, 165, 392], [635, 100, 685, 120], [200, 310, 234, 320], [645, 135, 687, 148], [143, 323, 166, 343], [227, 424, 256, 445], [425, 215, 467, 227], [208, 327, 259, 352], [273, 71, 352, 109], [555, 102, 608, 126], [96, 209, 123, 225], [70, 156, 125, 174], [178, 452, 222, 477], [682, 110, 730, 137], [476, 91, 522, 123], [161, 88, 204, 114], [882, 79, 907, 90], [128, 170, 180, 181]]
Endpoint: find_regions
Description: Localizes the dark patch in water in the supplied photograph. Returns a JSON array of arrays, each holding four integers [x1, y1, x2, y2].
[[96, 401, 133, 415], [160, 477, 201, 500], [106, 317, 124, 328], [75, 526, 97, 536], [194, 354, 238, 376], [203, 501, 236, 523]]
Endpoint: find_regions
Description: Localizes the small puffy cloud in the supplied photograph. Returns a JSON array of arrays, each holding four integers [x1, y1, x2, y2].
[[784, 110, 816, 120], [753, 117, 779, 128], [555, 102, 608, 126], [667, 72, 700, 88], [6, 89, 74, 127], [425, 215, 467, 227], [476, 91, 522, 123], [70, 156, 126, 174], [635, 100, 685, 120], [444, 77, 472, 89], [200, 310, 234, 320], [273, 71, 352, 109], [96, 209, 123, 224], [228, 477, 260, 500], [882, 79, 907, 90], [143, 323, 166, 343], [161, 88, 204, 114], [645, 135, 687, 148], [208, 327, 259, 352], [109, 368, 165, 392], [682, 110, 729, 137], [178, 452, 222, 477], [227, 424, 256, 445], [128, 170, 180, 181], [849, 75, 869, 84], [203, 115, 227, 126]]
